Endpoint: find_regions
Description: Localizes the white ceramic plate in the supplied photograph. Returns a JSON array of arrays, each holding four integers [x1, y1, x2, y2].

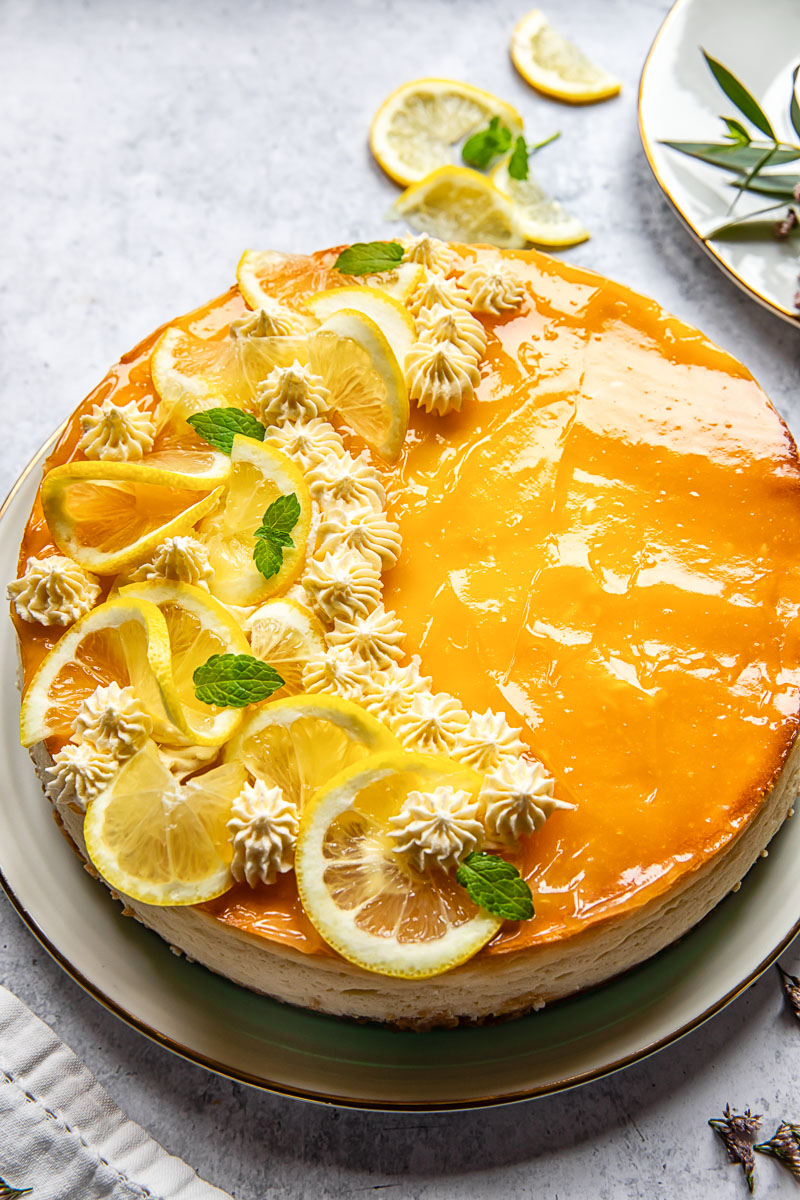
[[2, 440, 800, 1110], [639, 0, 800, 325]]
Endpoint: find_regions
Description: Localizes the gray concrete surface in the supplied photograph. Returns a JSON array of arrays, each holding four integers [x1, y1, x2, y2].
[[1, 0, 800, 1195]]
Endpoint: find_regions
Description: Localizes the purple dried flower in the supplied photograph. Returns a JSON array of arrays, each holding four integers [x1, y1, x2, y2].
[[777, 964, 800, 1022], [774, 208, 798, 240], [755, 1121, 800, 1180], [709, 1105, 762, 1193]]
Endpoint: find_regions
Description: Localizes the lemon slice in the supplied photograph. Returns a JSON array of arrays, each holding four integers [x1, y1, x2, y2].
[[306, 287, 416, 372], [237, 249, 422, 310], [196, 435, 312, 608], [370, 78, 523, 186], [510, 9, 621, 104], [20, 595, 181, 747], [84, 742, 246, 905], [41, 460, 226, 576], [295, 751, 502, 978], [491, 159, 589, 247], [309, 311, 408, 462], [224, 694, 398, 810], [119, 580, 248, 745], [392, 166, 525, 249], [246, 598, 326, 696], [151, 326, 308, 416]]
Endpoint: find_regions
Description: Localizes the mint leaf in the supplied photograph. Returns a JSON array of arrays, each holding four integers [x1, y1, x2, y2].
[[193, 653, 284, 707], [702, 50, 776, 140], [253, 535, 284, 580], [462, 116, 512, 170], [508, 135, 529, 181], [253, 492, 300, 581], [187, 407, 265, 454], [334, 241, 404, 276], [456, 852, 534, 921]]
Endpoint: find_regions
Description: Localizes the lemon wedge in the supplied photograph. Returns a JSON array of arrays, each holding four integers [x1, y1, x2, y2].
[[510, 9, 621, 104], [151, 326, 307, 417], [246, 598, 326, 696], [491, 158, 589, 247], [392, 166, 525, 249], [370, 78, 523, 186], [224, 694, 398, 810], [20, 595, 181, 747], [306, 287, 415, 373], [309, 310, 409, 462], [196, 435, 312, 609], [118, 580, 249, 746], [41, 460, 226, 576], [295, 751, 502, 978], [84, 741, 246, 905]]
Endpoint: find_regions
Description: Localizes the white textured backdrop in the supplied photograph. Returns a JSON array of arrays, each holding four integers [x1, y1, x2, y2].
[[1, 0, 799, 1196]]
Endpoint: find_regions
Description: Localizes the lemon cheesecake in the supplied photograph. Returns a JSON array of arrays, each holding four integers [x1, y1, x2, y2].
[[10, 238, 800, 1028]]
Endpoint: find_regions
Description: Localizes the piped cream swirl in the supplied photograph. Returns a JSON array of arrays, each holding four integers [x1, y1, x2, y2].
[[326, 604, 405, 669], [255, 361, 331, 425], [228, 779, 298, 887], [481, 757, 572, 845], [388, 786, 483, 872], [404, 341, 481, 416], [78, 399, 155, 462], [8, 556, 101, 627], [460, 265, 525, 314], [74, 682, 153, 758], [303, 548, 382, 622], [128, 536, 214, 589]]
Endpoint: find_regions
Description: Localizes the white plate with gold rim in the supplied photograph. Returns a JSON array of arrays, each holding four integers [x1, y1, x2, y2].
[[639, 0, 800, 325], [1, 437, 800, 1110]]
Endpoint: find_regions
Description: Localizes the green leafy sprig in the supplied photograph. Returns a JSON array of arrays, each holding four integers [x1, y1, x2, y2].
[[253, 492, 301, 581], [193, 653, 284, 707], [187, 407, 266, 454], [663, 50, 800, 249], [334, 241, 404, 275], [461, 120, 561, 180], [456, 851, 534, 921]]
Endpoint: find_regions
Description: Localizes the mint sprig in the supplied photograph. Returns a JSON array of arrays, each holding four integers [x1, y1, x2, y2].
[[253, 492, 301, 581], [334, 241, 404, 276], [456, 852, 534, 921], [193, 653, 284, 707], [462, 116, 512, 170], [187, 407, 266, 454], [508, 135, 529, 181]]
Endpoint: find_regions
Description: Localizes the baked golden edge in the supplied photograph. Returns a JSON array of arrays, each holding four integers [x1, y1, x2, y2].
[[29, 732, 799, 1031]]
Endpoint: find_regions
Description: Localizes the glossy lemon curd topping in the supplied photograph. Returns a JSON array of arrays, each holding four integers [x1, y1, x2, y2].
[[16, 248, 800, 960]]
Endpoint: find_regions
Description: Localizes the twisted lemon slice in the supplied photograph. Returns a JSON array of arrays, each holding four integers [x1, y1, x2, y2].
[[295, 751, 502, 977], [224, 694, 398, 810], [42, 459, 226, 576], [84, 742, 246, 905]]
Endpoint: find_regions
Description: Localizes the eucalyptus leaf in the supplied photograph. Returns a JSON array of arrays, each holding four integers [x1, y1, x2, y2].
[[702, 49, 776, 140], [706, 201, 788, 240], [662, 141, 800, 172], [729, 143, 779, 211], [727, 173, 800, 200], [791, 65, 800, 142]]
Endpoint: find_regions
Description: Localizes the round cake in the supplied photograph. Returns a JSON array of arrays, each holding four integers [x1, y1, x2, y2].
[[11, 239, 800, 1029]]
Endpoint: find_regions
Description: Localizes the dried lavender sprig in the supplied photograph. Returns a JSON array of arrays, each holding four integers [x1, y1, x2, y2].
[[774, 208, 798, 239], [709, 1105, 762, 1194], [0, 1178, 32, 1199], [754, 1121, 800, 1180], [777, 963, 800, 1022]]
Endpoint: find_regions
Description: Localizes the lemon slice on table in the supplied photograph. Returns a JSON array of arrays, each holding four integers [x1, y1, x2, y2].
[[370, 78, 523, 186], [19, 596, 181, 747], [237, 249, 422, 309], [306, 287, 416, 376], [309, 311, 408, 463], [119, 580, 249, 746], [510, 9, 621, 104], [392, 166, 525, 249], [195, 435, 312, 609], [224, 694, 398, 810], [295, 751, 502, 978], [246, 599, 326, 696], [41, 460, 226, 576], [84, 742, 246, 905], [490, 159, 589, 247], [151, 326, 308, 416]]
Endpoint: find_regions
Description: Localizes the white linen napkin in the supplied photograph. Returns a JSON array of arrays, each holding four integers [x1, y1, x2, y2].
[[0, 984, 232, 1200]]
